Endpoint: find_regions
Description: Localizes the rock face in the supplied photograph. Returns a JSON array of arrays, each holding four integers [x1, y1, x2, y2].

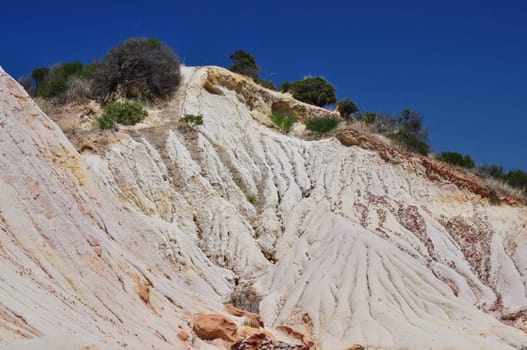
[[1, 65, 527, 350]]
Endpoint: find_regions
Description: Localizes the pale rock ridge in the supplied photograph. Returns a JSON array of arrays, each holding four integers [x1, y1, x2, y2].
[[0, 65, 527, 349]]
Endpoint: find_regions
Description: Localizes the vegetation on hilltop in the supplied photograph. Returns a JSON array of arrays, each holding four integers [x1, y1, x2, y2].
[[20, 38, 181, 128], [228, 49, 276, 90], [281, 77, 337, 107], [92, 38, 181, 102], [21, 38, 182, 104], [18, 41, 526, 197], [436, 152, 476, 169], [337, 99, 359, 120]]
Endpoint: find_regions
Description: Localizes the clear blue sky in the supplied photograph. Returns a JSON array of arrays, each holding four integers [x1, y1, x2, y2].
[[2, 0, 526, 170]]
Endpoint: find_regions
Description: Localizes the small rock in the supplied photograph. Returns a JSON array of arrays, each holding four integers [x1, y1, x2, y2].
[[177, 331, 190, 341]]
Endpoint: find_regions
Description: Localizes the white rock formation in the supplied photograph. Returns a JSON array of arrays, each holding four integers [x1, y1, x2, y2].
[[0, 65, 526, 349]]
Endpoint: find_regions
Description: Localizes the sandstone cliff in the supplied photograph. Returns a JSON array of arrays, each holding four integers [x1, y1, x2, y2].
[[1, 65, 526, 349]]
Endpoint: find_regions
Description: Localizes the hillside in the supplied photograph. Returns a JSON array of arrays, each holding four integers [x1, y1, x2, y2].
[[1, 65, 527, 349]]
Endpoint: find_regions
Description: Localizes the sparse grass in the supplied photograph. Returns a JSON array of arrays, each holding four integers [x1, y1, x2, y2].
[[485, 176, 526, 199], [269, 112, 296, 133], [180, 114, 203, 127], [246, 194, 257, 204], [305, 116, 341, 134]]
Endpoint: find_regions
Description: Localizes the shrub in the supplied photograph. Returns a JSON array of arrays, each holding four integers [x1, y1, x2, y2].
[[31, 62, 91, 99], [398, 109, 426, 136], [280, 82, 291, 92], [478, 164, 505, 179], [62, 76, 93, 103], [384, 109, 431, 155], [504, 169, 527, 191], [289, 77, 336, 107], [305, 117, 341, 134], [337, 98, 358, 120], [478, 165, 527, 196], [363, 111, 378, 124], [388, 130, 430, 155], [436, 152, 475, 169], [270, 112, 296, 133], [31, 67, 50, 89], [92, 38, 181, 101], [180, 114, 203, 127], [96, 113, 115, 130], [246, 194, 257, 204], [229, 50, 260, 80], [97, 100, 148, 129]]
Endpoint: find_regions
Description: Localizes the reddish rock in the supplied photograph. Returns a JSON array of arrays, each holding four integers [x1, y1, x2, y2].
[[177, 331, 190, 341], [136, 279, 151, 303], [276, 325, 315, 348], [192, 313, 238, 342], [224, 303, 264, 327]]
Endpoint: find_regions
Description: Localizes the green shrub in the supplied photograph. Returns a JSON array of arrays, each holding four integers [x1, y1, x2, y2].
[[39, 78, 67, 98], [436, 152, 475, 169], [246, 194, 257, 204], [29, 62, 92, 100], [478, 164, 505, 179], [92, 38, 181, 101], [229, 50, 260, 80], [31, 67, 50, 89], [270, 112, 296, 133], [504, 169, 527, 191], [337, 98, 358, 120], [96, 113, 115, 130], [363, 111, 378, 124], [385, 109, 431, 156], [478, 165, 527, 195], [388, 130, 430, 155], [305, 117, 341, 134], [289, 77, 337, 107], [97, 100, 148, 129], [280, 82, 291, 92], [180, 114, 204, 126]]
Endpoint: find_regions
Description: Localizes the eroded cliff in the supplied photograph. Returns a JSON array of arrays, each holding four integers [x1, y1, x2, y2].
[[1, 66, 527, 349]]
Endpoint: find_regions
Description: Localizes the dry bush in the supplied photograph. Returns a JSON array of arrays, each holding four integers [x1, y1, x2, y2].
[[92, 38, 181, 102], [486, 177, 526, 198], [61, 76, 94, 104]]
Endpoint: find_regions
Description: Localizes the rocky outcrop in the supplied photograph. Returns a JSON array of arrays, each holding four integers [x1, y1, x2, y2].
[[206, 66, 339, 123], [192, 313, 238, 342]]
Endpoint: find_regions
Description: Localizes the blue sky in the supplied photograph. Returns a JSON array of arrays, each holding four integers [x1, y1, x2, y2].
[[2, 0, 526, 170]]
